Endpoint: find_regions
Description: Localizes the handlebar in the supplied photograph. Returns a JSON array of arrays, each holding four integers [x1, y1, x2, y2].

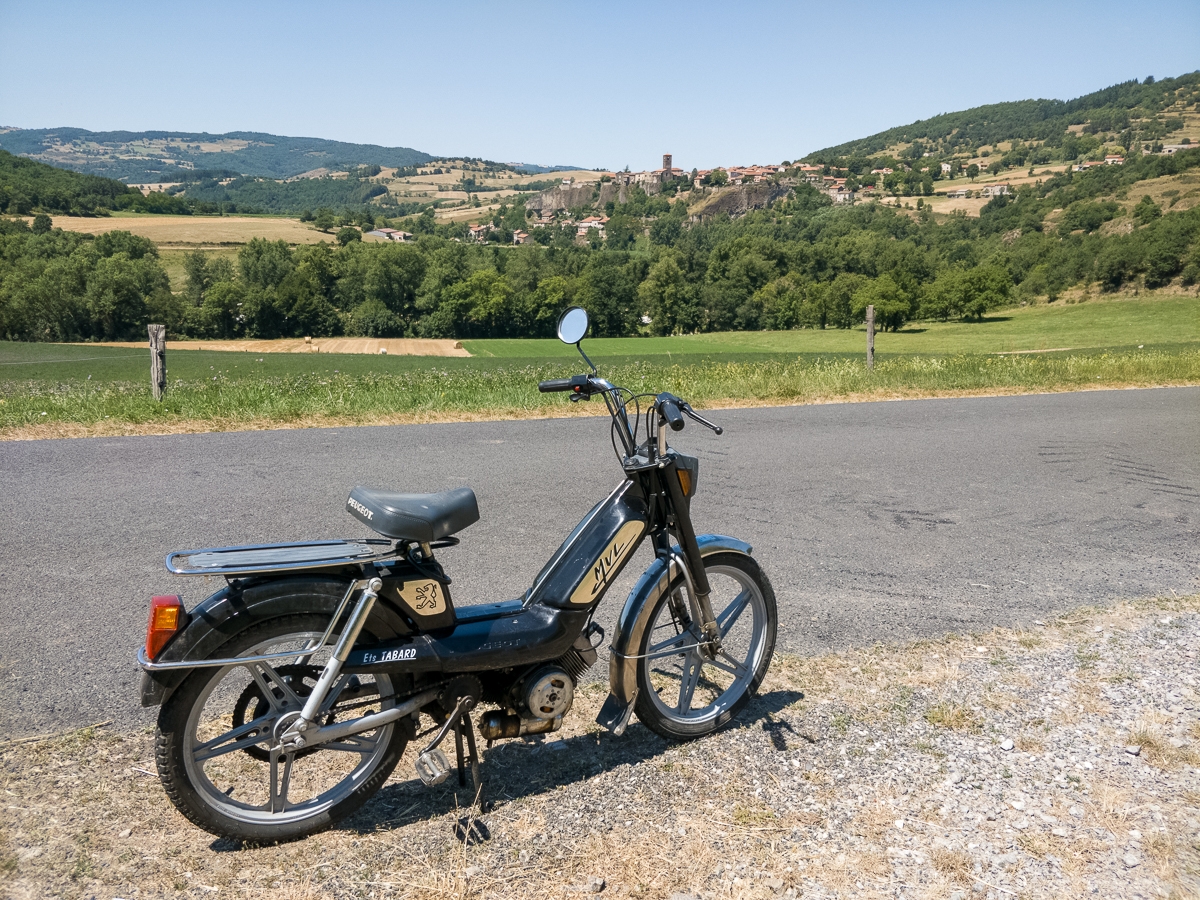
[[658, 395, 685, 432], [538, 378, 573, 393]]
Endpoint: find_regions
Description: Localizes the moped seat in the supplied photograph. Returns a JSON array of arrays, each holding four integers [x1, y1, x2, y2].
[[346, 485, 479, 542]]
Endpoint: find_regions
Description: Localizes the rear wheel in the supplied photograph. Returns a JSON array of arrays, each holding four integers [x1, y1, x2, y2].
[[633, 553, 776, 741], [156, 614, 408, 843]]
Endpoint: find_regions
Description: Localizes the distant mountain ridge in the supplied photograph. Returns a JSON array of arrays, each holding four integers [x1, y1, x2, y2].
[[0, 127, 435, 182]]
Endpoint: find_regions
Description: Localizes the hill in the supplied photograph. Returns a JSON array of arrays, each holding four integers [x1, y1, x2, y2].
[[0, 128, 434, 182], [0, 148, 196, 216], [807, 72, 1200, 162]]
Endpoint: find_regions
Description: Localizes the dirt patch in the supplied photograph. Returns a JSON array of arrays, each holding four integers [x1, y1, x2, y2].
[[80, 338, 470, 357], [2, 597, 1196, 899]]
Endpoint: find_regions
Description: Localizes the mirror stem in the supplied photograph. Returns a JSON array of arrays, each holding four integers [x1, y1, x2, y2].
[[576, 342, 598, 375]]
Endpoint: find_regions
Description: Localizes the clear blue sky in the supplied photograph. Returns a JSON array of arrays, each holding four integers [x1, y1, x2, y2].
[[2, 0, 1197, 170]]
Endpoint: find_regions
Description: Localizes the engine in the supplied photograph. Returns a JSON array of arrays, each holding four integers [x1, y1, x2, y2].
[[477, 665, 574, 740]]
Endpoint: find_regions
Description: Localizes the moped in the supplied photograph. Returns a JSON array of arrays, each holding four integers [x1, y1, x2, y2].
[[139, 306, 777, 842]]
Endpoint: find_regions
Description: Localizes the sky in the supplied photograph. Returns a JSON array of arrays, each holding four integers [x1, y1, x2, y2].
[[2, 0, 1198, 171]]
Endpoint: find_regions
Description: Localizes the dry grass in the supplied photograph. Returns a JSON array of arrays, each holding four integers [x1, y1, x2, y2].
[[48, 215, 333, 246], [1128, 722, 1200, 770], [931, 847, 973, 883], [924, 702, 983, 731]]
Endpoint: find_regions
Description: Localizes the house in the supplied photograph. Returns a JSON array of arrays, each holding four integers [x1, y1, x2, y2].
[[1161, 143, 1192, 155], [980, 184, 1010, 198], [945, 188, 971, 199], [533, 211, 556, 228], [1104, 155, 1125, 165], [467, 223, 493, 242], [512, 231, 530, 244], [941, 163, 953, 175], [1073, 161, 1106, 171], [576, 215, 608, 236], [366, 228, 413, 242], [871, 167, 893, 176]]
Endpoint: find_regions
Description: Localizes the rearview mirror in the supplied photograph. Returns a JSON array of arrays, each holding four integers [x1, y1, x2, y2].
[[556, 306, 589, 345]]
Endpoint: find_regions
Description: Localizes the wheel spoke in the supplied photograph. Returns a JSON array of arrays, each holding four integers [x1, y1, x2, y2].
[[646, 628, 700, 660], [244, 662, 304, 713], [677, 651, 702, 713], [192, 715, 273, 763], [708, 649, 750, 678], [268, 749, 294, 813], [716, 589, 753, 639]]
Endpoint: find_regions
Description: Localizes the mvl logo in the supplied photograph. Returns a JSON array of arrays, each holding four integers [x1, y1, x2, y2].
[[570, 521, 645, 605]]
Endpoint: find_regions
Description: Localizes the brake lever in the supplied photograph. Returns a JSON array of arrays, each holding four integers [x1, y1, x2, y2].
[[680, 403, 723, 435]]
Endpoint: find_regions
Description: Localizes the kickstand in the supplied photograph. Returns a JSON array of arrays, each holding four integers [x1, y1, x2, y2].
[[451, 711, 484, 805]]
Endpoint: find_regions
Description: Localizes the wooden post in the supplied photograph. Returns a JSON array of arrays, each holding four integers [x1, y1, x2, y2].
[[865, 305, 875, 371], [148, 324, 166, 401]]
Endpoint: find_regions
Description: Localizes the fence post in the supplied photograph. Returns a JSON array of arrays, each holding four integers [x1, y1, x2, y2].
[[865, 305, 875, 371], [148, 324, 166, 401]]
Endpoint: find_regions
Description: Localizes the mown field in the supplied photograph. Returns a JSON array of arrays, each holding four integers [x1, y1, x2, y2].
[[1, 296, 1197, 439]]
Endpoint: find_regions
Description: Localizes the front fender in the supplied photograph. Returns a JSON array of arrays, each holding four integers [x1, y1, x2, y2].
[[138, 575, 412, 708], [607, 534, 753, 706]]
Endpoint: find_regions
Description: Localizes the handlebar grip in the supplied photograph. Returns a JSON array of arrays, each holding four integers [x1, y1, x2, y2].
[[538, 378, 574, 393], [660, 399, 685, 432]]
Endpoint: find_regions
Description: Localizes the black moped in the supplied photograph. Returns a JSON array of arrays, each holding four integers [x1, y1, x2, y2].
[[139, 306, 777, 842]]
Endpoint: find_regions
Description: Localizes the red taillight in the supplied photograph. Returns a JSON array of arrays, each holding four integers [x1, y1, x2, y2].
[[145, 595, 184, 660]]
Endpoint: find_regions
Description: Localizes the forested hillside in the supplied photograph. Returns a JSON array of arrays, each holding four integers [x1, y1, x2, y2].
[[0, 128, 433, 182], [0, 149, 203, 216], [809, 72, 1199, 161]]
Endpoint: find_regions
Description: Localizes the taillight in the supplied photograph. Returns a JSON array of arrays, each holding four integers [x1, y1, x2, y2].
[[145, 595, 185, 660]]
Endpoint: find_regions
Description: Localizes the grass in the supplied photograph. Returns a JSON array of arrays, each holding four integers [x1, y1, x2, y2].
[[2, 348, 1197, 438], [465, 294, 1200, 358], [2, 295, 1197, 438]]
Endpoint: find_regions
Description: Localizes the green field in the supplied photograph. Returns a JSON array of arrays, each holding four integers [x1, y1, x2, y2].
[[464, 295, 1200, 358], [2, 296, 1197, 435]]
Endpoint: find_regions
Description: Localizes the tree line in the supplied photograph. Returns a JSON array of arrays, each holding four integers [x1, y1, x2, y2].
[[3, 149, 1197, 344]]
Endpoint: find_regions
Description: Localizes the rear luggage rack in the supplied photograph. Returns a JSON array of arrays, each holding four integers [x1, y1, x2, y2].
[[166, 539, 399, 576]]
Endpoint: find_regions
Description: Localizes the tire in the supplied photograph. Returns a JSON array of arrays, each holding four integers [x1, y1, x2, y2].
[[633, 552, 776, 741], [156, 614, 408, 843]]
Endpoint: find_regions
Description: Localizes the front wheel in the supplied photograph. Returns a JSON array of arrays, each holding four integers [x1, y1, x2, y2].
[[633, 552, 776, 741], [155, 614, 408, 843]]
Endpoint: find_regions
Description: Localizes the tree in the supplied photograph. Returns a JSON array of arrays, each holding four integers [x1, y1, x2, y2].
[[703, 169, 728, 186], [336, 226, 361, 246], [966, 163, 979, 181], [31, 213, 52, 235], [852, 274, 911, 332], [638, 255, 693, 335], [313, 209, 335, 232], [1134, 195, 1162, 225]]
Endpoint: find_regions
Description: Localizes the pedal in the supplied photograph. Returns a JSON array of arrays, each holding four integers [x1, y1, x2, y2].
[[415, 748, 451, 786]]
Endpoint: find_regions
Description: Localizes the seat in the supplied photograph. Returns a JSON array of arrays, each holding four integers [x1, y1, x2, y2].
[[346, 485, 479, 542]]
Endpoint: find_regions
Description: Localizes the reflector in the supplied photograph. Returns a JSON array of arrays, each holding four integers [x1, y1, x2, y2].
[[145, 595, 184, 660]]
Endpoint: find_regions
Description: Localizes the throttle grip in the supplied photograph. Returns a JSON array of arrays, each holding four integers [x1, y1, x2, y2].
[[538, 378, 573, 393], [659, 398, 685, 431]]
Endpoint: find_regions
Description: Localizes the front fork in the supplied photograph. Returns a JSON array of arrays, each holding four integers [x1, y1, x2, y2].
[[658, 461, 722, 656]]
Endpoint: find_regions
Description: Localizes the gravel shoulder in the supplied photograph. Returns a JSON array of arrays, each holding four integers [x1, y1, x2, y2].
[[3, 594, 1198, 900]]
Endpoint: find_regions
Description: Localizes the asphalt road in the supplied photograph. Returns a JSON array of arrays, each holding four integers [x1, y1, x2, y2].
[[1, 388, 1197, 739]]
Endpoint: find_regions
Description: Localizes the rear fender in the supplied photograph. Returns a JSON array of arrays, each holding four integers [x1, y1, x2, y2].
[[606, 535, 753, 707], [139, 575, 411, 708]]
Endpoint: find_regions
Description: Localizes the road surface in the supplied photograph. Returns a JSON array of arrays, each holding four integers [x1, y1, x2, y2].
[[1, 388, 1196, 738]]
